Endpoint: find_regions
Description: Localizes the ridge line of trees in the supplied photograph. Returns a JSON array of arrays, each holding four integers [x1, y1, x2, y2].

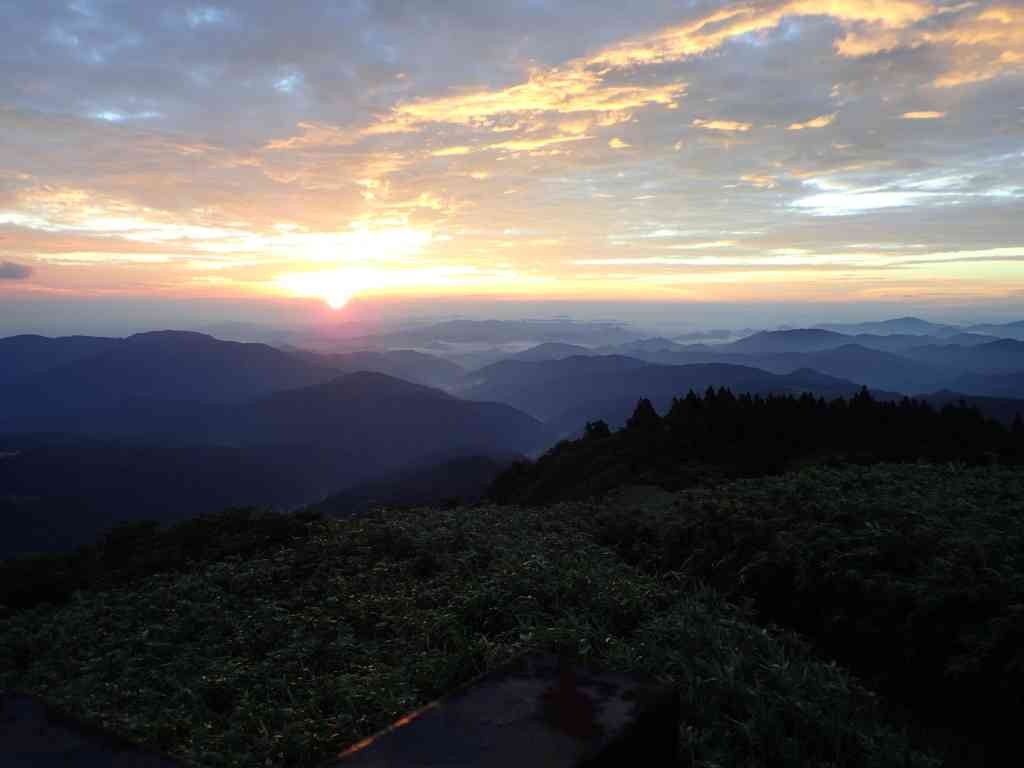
[[492, 387, 1024, 505]]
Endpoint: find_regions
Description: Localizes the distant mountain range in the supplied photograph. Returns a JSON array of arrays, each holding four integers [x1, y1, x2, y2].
[[460, 356, 901, 434], [0, 371, 547, 557], [2, 319, 1022, 557], [499, 322, 1024, 401], [0, 333, 547, 556], [964, 320, 1024, 340], [337, 318, 643, 351], [290, 347, 466, 390], [0, 334, 121, 385], [813, 317, 963, 337]]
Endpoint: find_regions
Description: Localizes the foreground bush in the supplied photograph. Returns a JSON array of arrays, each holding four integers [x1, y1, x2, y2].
[[577, 464, 1024, 762], [1, 503, 934, 767]]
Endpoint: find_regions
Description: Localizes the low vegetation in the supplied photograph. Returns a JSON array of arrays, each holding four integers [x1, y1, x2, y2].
[[572, 465, 1024, 761], [3, 392, 1022, 766], [2, 488, 947, 767]]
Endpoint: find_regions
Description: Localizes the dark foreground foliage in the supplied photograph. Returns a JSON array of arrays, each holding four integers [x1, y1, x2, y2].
[[573, 465, 1024, 764], [3, 462, 1022, 766], [0, 484, 944, 768], [0, 508, 323, 616], [492, 387, 1024, 505]]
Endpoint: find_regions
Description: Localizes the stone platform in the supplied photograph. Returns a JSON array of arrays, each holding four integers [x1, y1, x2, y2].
[[0, 693, 180, 768], [329, 654, 679, 767]]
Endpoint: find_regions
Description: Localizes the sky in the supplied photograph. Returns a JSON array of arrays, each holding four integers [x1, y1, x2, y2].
[[1, 0, 1023, 333]]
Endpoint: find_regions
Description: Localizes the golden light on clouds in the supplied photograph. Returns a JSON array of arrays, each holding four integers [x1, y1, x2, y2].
[[901, 111, 946, 120], [3, 0, 1024, 311], [742, 174, 779, 189], [693, 118, 753, 132], [787, 114, 837, 131], [836, 3, 1024, 86]]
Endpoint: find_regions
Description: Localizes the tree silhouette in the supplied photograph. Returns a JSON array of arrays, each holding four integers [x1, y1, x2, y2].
[[626, 398, 661, 431], [492, 387, 1024, 505]]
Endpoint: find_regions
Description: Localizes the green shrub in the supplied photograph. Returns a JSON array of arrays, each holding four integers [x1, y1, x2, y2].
[[1, 502, 935, 768]]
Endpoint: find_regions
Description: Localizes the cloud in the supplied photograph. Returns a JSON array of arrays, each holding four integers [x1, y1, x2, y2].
[[836, 4, 1024, 87], [375, 68, 682, 131], [901, 111, 946, 120], [693, 118, 752, 132], [742, 174, 779, 189], [787, 113, 836, 130], [592, 0, 934, 68], [432, 146, 474, 157], [791, 189, 933, 216], [0, 261, 33, 280], [2, 0, 1023, 310]]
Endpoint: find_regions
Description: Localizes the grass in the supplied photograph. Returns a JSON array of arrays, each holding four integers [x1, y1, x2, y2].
[[0, 487, 942, 767], [573, 464, 1024, 757]]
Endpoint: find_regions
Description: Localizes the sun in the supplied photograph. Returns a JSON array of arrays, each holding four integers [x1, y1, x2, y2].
[[275, 269, 364, 309], [325, 290, 353, 310]]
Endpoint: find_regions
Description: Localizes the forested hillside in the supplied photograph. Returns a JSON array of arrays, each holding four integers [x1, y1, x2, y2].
[[492, 388, 1024, 505]]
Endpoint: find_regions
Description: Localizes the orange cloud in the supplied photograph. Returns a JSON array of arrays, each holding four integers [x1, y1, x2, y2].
[[901, 111, 946, 119], [742, 174, 779, 189], [693, 118, 753, 132], [592, 0, 933, 68], [371, 67, 681, 133], [787, 113, 836, 130], [431, 146, 473, 157], [837, 4, 1024, 87]]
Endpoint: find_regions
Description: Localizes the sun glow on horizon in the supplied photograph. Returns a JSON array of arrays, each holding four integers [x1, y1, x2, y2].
[[3, 1, 1024, 311]]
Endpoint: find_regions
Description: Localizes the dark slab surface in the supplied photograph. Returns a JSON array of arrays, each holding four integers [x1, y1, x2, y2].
[[330, 654, 679, 767], [0, 693, 181, 767]]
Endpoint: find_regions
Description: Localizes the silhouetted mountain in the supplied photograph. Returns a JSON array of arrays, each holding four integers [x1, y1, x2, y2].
[[0, 331, 337, 431], [845, 333, 996, 353], [231, 372, 547, 452], [904, 339, 1024, 374], [0, 372, 549, 556], [0, 335, 120, 384], [965, 320, 1024, 340], [593, 343, 729, 367], [672, 329, 740, 343], [725, 329, 851, 355], [511, 342, 593, 361], [815, 317, 961, 337], [753, 344, 952, 394], [462, 355, 892, 432], [606, 337, 685, 355], [937, 332, 1003, 347], [292, 348, 465, 390], [946, 370, 1024, 399], [460, 355, 651, 419], [344, 319, 642, 349]]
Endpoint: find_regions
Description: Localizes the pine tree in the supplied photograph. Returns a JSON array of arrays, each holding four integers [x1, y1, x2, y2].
[[626, 398, 661, 431]]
